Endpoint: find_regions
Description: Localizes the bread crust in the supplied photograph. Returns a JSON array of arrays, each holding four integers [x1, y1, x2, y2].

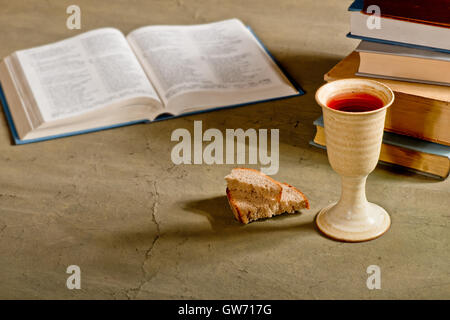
[[225, 169, 309, 224], [226, 187, 245, 224]]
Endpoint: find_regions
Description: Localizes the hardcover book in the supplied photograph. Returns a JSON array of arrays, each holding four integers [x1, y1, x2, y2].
[[347, 0, 450, 53], [0, 19, 303, 144], [356, 41, 450, 86]]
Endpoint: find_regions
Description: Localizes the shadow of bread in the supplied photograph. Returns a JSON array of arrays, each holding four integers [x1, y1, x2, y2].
[[183, 195, 312, 233]]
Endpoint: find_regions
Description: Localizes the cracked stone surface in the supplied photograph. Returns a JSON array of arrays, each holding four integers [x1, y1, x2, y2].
[[0, 0, 449, 299]]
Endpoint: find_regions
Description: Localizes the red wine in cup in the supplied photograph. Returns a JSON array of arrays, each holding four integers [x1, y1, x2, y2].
[[327, 93, 384, 112]]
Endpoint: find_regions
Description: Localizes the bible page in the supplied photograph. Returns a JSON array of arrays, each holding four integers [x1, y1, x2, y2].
[[126, 19, 298, 113], [15, 28, 162, 122]]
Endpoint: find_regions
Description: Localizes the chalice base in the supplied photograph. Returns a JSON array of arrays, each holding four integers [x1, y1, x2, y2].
[[316, 202, 391, 242]]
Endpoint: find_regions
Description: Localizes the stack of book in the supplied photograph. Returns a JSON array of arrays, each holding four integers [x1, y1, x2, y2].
[[311, 0, 450, 179]]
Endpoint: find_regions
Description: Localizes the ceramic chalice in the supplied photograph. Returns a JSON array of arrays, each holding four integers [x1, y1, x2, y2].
[[315, 78, 394, 242]]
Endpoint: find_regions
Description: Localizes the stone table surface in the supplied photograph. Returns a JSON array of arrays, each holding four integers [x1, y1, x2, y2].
[[0, 0, 448, 299]]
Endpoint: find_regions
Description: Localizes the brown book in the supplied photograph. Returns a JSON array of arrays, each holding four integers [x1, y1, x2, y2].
[[324, 52, 450, 146], [313, 124, 449, 179]]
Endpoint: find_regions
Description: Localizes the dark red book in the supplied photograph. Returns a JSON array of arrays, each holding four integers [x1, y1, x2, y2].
[[363, 0, 450, 27]]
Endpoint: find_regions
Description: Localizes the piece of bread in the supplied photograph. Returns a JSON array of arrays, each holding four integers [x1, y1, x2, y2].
[[225, 168, 309, 224], [225, 168, 282, 201], [226, 188, 278, 224], [279, 183, 310, 213], [225, 168, 283, 224], [225, 168, 282, 211]]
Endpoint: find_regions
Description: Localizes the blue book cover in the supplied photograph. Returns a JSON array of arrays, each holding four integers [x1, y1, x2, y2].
[[0, 26, 304, 145], [346, 33, 450, 55], [349, 0, 364, 11]]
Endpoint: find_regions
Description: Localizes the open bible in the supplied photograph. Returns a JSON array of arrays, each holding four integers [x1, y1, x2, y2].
[[0, 19, 302, 144]]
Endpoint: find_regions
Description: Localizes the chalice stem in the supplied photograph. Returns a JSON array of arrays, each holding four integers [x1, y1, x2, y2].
[[339, 176, 368, 212]]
